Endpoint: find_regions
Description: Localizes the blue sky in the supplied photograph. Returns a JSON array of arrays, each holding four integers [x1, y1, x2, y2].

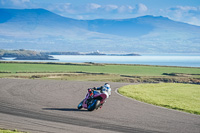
[[1, 0, 200, 26]]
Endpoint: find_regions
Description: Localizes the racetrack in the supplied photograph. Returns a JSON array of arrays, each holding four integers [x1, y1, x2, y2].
[[0, 79, 199, 133]]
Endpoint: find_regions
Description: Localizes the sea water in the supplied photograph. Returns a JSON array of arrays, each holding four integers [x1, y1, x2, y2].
[[2, 54, 200, 67], [51, 54, 200, 67]]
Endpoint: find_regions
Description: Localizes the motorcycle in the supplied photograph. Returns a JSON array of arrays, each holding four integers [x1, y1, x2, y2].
[[77, 88, 107, 111]]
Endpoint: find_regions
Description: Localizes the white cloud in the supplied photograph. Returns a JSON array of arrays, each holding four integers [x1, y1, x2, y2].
[[118, 5, 134, 13], [128, 5, 134, 10], [49, 3, 76, 14], [166, 6, 200, 26], [104, 5, 118, 11], [176, 6, 197, 11], [118, 6, 127, 13], [85, 4, 136, 14], [137, 3, 148, 13], [50, 3, 138, 18], [87, 3, 101, 10], [45, 3, 148, 20], [188, 16, 200, 26], [0, 0, 31, 8], [61, 3, 75, 13], [85, 3, 102, 13]]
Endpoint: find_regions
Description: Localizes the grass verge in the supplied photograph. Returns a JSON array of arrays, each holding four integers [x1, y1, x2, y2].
[[118, 83, 200, 115], [0, 129, 26, 133]]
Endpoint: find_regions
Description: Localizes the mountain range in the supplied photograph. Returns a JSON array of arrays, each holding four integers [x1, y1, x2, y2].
[[0, 8, 200, 53]]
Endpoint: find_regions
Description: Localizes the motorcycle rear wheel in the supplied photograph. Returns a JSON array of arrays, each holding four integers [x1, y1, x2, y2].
[[95, 100, 101, 110]]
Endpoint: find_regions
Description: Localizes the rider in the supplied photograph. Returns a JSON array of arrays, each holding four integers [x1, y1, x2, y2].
[[93, 83, 111, 98]]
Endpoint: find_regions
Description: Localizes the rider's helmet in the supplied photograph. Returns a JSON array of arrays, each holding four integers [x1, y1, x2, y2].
[[103, 83, 111, 97], [104, 83, 110, 88]]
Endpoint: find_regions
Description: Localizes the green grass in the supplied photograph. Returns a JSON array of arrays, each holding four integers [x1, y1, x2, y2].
[[0, 129, 26, 133], [0, 62, 200, 84], [118, 83, 200, 115], [0, 62, 200, 76]]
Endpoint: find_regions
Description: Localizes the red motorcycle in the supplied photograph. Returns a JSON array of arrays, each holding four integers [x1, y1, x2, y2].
[[77, 88, 107, 111]]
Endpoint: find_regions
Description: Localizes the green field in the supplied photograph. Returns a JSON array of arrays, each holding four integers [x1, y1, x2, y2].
[[118, 83, 200, 115], [0, 62, 200, 76], [0, 61, 200, 83]]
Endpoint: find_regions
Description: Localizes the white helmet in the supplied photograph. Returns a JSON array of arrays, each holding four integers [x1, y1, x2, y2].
[[103, 83, 111, 97], [104, 83, 110, 88]]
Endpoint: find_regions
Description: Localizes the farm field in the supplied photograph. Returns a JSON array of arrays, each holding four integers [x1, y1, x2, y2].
[[0, 61, 200, 84], [1, 61, 200, 75]]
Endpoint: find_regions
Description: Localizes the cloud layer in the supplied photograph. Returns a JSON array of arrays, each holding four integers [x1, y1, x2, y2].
[[47, 3, 149, 20], [50, 3, 147, 14]]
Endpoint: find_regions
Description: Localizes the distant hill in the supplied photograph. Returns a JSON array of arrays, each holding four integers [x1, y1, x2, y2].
[[0, 8, 200, 53], [0, 49, 53, 60]]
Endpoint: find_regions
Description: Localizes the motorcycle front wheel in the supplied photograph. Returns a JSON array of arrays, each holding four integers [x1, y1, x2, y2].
[[88, 99, 98, 111], [77, 100, 83, 109]]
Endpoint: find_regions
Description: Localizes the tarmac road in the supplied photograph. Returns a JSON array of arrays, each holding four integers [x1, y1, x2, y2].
[[0, 79, 199, 133]]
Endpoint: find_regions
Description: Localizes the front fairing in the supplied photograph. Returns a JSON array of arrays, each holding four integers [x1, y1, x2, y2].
[[82, 90, 107, 109], [93, 93, 107, 103]]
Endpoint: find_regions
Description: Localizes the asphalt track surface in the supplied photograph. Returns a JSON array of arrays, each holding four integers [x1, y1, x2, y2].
[[0, 79, 200, 133]]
